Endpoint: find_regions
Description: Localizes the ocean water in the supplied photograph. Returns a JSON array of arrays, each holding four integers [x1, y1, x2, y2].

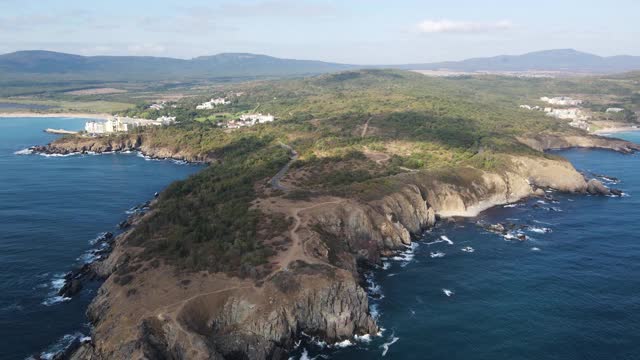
[[0, 117, 202, 359], [295, 132, 640, 360]]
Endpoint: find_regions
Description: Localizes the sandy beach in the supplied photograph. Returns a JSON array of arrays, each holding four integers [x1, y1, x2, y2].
[[0, 112, 112, 120]]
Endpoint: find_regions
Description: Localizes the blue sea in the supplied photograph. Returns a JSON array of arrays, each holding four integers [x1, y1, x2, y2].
[[0, 118, 202, 359], [295, 132, 640, 360]]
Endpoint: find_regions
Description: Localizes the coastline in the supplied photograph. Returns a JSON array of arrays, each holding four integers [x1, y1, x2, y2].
[[32, 132, 638, 359], [591, 125, 640, 135], [0, 112, 112, 120]]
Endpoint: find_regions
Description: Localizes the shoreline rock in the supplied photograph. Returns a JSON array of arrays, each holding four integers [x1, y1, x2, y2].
[[51, 133, 637, 360]]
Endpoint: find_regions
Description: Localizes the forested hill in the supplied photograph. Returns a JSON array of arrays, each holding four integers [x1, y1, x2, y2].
[[0, 51, 355, 81], [3, 49, 640, 83], [394, 49, 640, 74]]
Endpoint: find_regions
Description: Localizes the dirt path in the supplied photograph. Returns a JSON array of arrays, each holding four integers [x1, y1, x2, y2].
[[361, 116, 372, 138], [270, 143, 298, 191], [275, 200, 344, 269]]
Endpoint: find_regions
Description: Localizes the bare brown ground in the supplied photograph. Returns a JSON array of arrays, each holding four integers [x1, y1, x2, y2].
[[257, 196, 345, 269]]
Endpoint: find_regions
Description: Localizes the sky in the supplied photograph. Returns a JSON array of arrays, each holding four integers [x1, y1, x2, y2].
[[0, 0, 639, 64]]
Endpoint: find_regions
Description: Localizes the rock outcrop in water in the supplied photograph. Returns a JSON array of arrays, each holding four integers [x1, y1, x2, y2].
[[49, 133, 635, 360]]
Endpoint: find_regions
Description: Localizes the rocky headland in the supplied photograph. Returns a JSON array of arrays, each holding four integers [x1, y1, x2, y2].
[[35, 132, 635, 360]]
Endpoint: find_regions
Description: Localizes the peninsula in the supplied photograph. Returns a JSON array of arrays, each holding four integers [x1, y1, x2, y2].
[[29, 69, 640, 359]]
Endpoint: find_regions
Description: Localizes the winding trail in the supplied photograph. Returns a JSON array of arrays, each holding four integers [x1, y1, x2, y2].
[[361, 116, 372, 138], [270, 142, 298, 191], [276, 200, 344, 268]]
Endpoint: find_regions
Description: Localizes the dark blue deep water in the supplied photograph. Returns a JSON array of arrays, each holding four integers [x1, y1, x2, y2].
[[297, 132, 640, 360], [0, 118, 202, 359]]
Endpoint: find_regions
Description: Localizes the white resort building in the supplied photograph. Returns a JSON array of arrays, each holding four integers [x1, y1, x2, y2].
[[85, 116, 177, 135], [85, 118, 129, 134], [226, 113, 275, 129], [196, 98, 230, 110], [540, 96, 583, 106]]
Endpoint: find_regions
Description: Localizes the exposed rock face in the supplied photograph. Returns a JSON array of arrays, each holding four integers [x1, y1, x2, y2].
[[518, 134, 640, 153], [68, 134, 635, 360], [80, 262, 375, 360], [587, 179, 611, 195], [30, 134, 212, 163]]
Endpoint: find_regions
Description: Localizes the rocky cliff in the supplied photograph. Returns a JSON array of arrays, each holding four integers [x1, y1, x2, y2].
[[518, 133, 640, 153], [30, 134, 213, 163], [55, 133, 634, 360]]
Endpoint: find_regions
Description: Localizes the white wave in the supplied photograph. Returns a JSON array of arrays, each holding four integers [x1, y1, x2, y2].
[[41, 274, 71, 306], [381, 336, 399, 356], [88, 232, 109, 245], [38, 152, 81, 157], [365, 272, 384, 299], [440, 236, 453, 245], [387, 273, 397, 277], [39, 332, 86, 360], [77, 251, 100, 264], [370, 303, 381, 320], [355, 334, 372, 343], [332, 339, 354, 348], [531, 247, 541, 251], [382, 262, 391, 270], [390, 242, 418, 266], [14, 148, 33, 155], [442, 288, 454, 297], [528, 226, 551, 234], [299, 348, 311, 360], [461, 246, 475, 253], [42, 295, 71, 306], [537, 200, 547, 204], [503, 203, 519, 208], [430, 251, 445, 258], [426, 235, 453, 246]]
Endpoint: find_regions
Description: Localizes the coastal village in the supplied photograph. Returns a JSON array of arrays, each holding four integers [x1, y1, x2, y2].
[[79, 94, 277, 135], [519, 96, 633, 131]]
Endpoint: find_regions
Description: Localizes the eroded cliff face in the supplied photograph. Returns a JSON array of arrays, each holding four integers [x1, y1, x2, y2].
[[75, 152, 592, 360], [518, 133, 640, 153], [65, 134, 627, 360], [30, 134, 213, 163]]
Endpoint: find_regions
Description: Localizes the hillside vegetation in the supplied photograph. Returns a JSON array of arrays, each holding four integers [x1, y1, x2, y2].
[[47, 69, 639, 274]]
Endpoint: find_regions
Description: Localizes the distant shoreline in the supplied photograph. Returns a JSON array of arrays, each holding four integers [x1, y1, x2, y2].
[[592, 126, 640, 135], [0, 112, 112, 120]]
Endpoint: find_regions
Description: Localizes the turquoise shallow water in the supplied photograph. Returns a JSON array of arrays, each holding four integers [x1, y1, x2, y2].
[[294, 132, 640, 360], [0, 118, 202, 359]]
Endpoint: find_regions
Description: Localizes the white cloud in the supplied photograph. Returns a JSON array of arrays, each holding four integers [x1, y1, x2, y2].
[[416, 19, 513, 34]]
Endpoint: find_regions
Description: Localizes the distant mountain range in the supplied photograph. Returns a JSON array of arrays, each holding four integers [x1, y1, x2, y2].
[[0, 51, 355, 81], [1, 49, 639, 82], [397, 49, 640, 74]]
